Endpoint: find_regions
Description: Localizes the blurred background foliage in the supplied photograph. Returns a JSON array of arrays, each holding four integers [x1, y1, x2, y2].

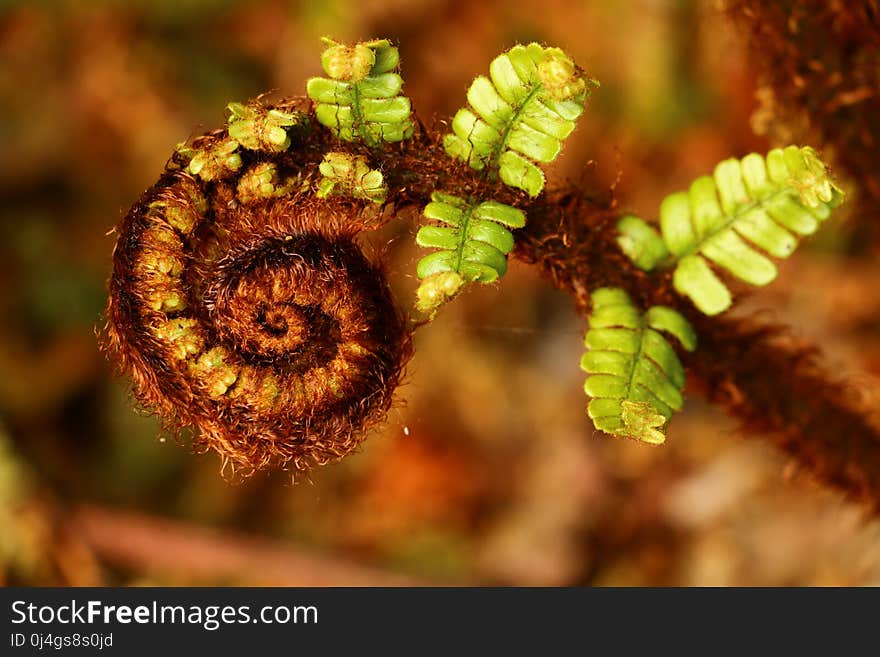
[[2, 0, 880, 586]]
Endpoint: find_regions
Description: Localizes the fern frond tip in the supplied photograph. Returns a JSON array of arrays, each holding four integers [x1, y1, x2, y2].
[[226, 102, 308, 153], [777, 145, 844, 209], [316, 152, 387, 203], [415, 272, 466, 317], [319, 38, 396, 82]]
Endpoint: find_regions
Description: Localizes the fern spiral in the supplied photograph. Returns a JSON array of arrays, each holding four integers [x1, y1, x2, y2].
[[102, 99, 411, 475]]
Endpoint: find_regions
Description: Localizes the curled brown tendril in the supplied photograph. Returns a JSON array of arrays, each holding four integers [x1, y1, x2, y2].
[[101, 105, 412, 476]]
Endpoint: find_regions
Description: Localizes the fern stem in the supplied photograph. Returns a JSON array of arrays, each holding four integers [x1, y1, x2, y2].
[[682, 313, 880, 510], [350, 81, 366, 143], [452, 203, 477, 272], [672, 186, 792, 262], [489, 84, 542, 171]]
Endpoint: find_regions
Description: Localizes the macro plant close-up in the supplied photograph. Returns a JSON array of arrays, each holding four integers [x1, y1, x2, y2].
[[2, 0, 880, 588]]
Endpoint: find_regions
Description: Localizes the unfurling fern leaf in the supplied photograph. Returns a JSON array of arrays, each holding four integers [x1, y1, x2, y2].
[[616, 146, 844, 315], [444, 43, 597, 196], [581, 288, 696, 444], [306, 38, 414, 146], [415, 192, 525, 315], [226, 102, 308, 153], [316, 152, 387, 203]]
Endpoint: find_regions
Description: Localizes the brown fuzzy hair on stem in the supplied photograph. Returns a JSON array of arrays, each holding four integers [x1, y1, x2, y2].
[[682, 314, 880, 509]]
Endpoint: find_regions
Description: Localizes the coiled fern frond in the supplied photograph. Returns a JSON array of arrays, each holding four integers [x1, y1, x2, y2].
[[415, 192, 525, 315], [616, 146, 844, 315], [100, 34, 880, 507], [581, 288, 696, 444], [443, 43, 596, 196], [306, 38, 413, 146], [103, 88, 413, 477]]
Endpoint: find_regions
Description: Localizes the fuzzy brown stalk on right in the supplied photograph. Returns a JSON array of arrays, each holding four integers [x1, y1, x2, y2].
[[683, 313, 880, 510]]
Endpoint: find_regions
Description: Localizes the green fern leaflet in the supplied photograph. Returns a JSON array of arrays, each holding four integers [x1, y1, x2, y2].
[[616, 146, 844, 315], [316, 152, 387, 203], [581, 288, 696, 444], [415, 192, 525, 315], [444, 43, 596, 196], [306, 38, 413, 146]]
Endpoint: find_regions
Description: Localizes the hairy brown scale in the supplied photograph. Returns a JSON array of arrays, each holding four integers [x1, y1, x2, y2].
[[102, 115, 412, 475]]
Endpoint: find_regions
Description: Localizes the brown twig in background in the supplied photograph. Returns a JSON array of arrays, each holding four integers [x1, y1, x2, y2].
[[70, 504, 426, 586]]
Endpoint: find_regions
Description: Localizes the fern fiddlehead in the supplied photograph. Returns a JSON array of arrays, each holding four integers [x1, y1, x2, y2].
[[102, 95, 412, 476], [616, 146, 843, 315], [102, 37, 866, 503], [103, 38, 601, 473]]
